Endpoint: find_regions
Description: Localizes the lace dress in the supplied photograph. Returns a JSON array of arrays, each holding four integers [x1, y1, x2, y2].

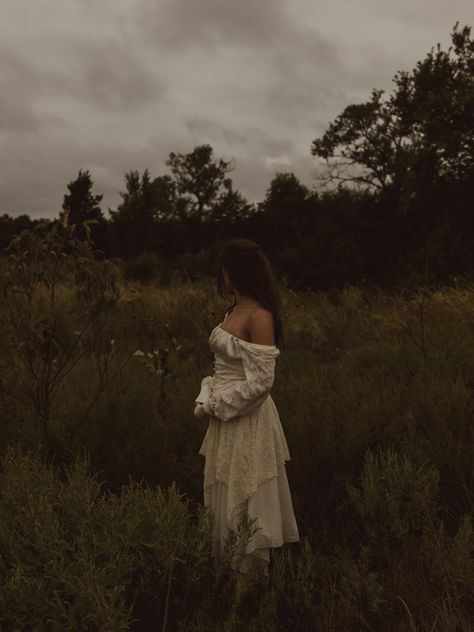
[[195, 319, 300, 576]]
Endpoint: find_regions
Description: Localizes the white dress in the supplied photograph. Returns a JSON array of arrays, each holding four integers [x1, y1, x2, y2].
[[196, 321, 300, 576]]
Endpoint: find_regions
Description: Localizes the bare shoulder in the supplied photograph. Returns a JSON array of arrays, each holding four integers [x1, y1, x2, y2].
[[247, 307, 275, 345]]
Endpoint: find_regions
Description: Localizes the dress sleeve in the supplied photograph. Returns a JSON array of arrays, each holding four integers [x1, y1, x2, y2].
[[195, 375, 214, 405], [202, 343, 280, 422]]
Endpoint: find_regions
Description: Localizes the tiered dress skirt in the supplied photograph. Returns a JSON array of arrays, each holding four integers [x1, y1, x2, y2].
[[205, 462, 300, 575]]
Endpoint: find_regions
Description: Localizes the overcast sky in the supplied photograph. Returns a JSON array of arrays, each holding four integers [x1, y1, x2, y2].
[[1, 0, 473, 219]]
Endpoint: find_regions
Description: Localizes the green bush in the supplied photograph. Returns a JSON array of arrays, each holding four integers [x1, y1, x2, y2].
[[0, 444, 473, 630], [0, 445, 217, 631], [344, 446, 474, 626], [123, 251, 167, 283]]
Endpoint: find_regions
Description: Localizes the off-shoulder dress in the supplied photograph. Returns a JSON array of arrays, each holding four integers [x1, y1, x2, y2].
[[195, 315, 300, 576]]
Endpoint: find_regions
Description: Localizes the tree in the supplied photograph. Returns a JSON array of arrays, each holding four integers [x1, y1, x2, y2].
[[60, 169, 107, 250], [257, 172, 311, 245], [255, 173, 369, 289], [108, 170, 177, 257], [311, 22, 474, 213], [165, 144, 235, 221], [209, 178, 256, 224], [0, 213, 34, 250]]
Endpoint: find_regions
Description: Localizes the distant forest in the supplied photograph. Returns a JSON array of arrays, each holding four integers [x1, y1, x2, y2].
[[1, 23, 473, 291]]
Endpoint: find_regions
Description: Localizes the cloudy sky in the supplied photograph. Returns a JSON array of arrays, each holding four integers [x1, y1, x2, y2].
[[1, 0, 473, 219]]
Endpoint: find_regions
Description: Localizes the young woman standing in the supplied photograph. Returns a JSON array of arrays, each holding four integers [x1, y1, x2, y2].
[[194, 239, 300, 594]]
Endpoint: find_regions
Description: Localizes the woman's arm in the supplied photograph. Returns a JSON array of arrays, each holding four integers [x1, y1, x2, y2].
[[196, 309, 279, 422], [202, 345, 278, 421]]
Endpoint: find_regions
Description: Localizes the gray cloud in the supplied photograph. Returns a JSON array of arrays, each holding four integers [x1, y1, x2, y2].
[[49, 37, 167, 112], [136, 0, 292, 51], [184, 115, 296, 156], [0, 48, 60, 135]]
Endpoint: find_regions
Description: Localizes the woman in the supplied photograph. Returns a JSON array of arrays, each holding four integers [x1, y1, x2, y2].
[[194, 238, 300, 593]]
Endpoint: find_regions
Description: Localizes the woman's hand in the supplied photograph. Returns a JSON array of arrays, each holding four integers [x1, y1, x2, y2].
[[194, 402, 208, 419], [194, 376, 214, 419]]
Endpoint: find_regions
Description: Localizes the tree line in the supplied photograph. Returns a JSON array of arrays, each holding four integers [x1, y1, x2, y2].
[[1, 23, 473, 290]]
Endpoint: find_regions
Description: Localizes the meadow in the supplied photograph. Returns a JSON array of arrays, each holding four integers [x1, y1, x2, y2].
[[1, 232, 473, 630]]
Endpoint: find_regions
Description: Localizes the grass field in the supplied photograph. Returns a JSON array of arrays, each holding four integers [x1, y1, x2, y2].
[[1, 274, 473, 630]]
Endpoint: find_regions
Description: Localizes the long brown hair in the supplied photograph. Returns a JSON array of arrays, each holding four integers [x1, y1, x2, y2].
[[216, 238, 285, 349]]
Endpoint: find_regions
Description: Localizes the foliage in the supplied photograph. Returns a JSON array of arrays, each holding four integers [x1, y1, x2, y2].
[[311, 22, 474, 203], [166, 143, 235, 221], [0, 216, 141, 460], [1, 265, 474, 628], [59, 169, 108, 251]]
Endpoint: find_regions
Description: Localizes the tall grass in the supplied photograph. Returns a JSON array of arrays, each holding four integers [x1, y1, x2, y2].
[[1, 271, 474, 629]]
